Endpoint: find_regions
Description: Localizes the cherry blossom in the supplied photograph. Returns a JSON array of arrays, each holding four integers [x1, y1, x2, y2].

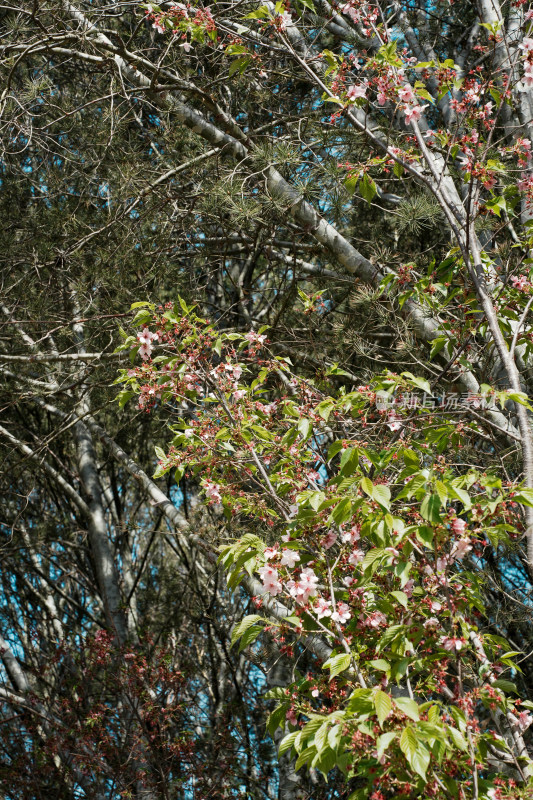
[[331, 602, 351, 624], [314, 597, 332, 619], [286, 567, 318, 603], [450, 538, 472, 561], [348, 548, 365, 565], [341, 524, 360, 544], [280, 549, 300, 568], [322, 530, 337, 549], [137, 327, 159, 360], [404, 104, 427, 125], [451, 517, 467, 536], [513, 710, 533, 732], [346, 83, 368, 101], [360, 610, 387, 628], [398, 85, 415, 103], [386, 411, 402, 431], [286, 707, 298, 725], [204, 481, 222, 504], [441, 636, 464, 652], [258, 565, 283, 596]]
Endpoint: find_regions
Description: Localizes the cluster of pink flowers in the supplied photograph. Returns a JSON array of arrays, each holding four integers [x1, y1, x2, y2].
[[258, 565, 283, 596], [346, 82, 368, 101], [245, 330, 267, 347], [204, 480, 223, 504], [137, 327, 159, 360], [510, 274, 532, 292], [441, 636, 465, 653], [513, 710, 533, 732], [403, 103, 427, 126], [519, 37, 533, 90], [287, 568, 319, 603]]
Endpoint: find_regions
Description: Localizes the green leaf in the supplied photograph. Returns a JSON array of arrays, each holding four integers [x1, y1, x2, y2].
[[394, 696, 420, 721], [376, 731, 397, 759], [331, 498, 353, 525], [323, 653, 351, 680], [411, 743, 430, 779], [298, 417, 312, 440], [447, 726, 468, 752], [402, 372, 431, 394], [230, 615, 264, 648], [360, 173, 377, 204], [390, 590, 408, 610], [513, 488, 533, 507], [449, 485, 471, 509], [372, 484, 391, 510], [368, 659, 390, 672], [491, 679, 517, 694], [399, 725, 418, 761], [374, 690, 392, 727], [295, 745, 317, 771], [420, 493, 441, 523], [278, 731, 299, 756], [245, 5, 271, 17], [117, 390, 134, 409], [229, 56, 251, 76]]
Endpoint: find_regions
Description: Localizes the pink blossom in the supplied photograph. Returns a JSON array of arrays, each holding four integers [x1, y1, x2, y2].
[[139, 328, 158, 345], [258, 565, 282, 596], [404, 104, 427, 125], [436, 556, 448, 573], [264, 546, 279, 561], [341, 524, 360, 545], [245, 330, 266, 345], [233, 389, 247, 400], [520, 37, 533, 52], [152, 20, 166, 33], [322, 531, 337, 549], [286, 707, 298, 725], [514, 711, 533, 732], [441, 636, 464, 652], [451, 518, 467, 536], [526, 9, 533, 20], [424, 617, 440, 629], [138, 343, 152, 360], [204, 481, 222, 504], [511, 275, 530, 291], [331, 602, 351, 624], [450, 538, 472, 561], [280, 549, 300, 568], [518, 137, 532, 156], [311, 687, 320, 697], [348, 548, 365, 565], [287, 567, 318, 603], [360, 610, 387, 628], [314, 597, 332, 619], [403, 579, 415, 598], [398, 85, 415, 103], [430, 600, 442, 612], [386, 411, 402, 431], [346, 83, 368, 101], [181, 41, 192, 53], [224, 363, 242, 380], [137, 327, 159, 360], [279, 10, 292, 28]]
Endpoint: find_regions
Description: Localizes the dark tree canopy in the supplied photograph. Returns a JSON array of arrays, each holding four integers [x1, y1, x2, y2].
[[3, 0, 533, 798]]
